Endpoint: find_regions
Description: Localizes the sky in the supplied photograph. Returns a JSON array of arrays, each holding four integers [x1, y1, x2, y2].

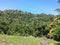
[[0, 0, 60, 15]]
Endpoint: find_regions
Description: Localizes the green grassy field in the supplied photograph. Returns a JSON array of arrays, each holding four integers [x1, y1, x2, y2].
[[0, 34, 59, 45]]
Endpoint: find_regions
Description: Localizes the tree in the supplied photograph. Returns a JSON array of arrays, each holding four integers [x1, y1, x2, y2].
[[0, 10, 54, 37], [48, 9, 60, 41], [56, 0, 60, 3], [55, 8, 60, 15]]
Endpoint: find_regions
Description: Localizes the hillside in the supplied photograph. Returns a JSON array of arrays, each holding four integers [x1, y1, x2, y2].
[[0, 10, 60, 45], [0, 10, 55, 37]]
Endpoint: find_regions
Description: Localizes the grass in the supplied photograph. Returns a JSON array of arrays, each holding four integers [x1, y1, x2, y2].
[[0, 34, 59, 45]]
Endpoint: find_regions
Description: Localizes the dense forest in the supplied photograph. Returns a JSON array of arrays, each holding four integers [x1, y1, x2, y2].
[[0, 10, 60, 41]]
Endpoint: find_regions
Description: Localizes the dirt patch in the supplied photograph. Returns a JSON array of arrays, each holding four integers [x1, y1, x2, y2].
[[40, 37, 48, 45], [0, 40, 7, 45]]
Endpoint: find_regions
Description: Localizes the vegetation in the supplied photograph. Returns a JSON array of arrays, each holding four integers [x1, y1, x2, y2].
[[48, 15, 60, 41], [0, 9, 60, 42], [48, 8, 60, 41], [0, 10, 54, 37], [0, 34, 57, 45]]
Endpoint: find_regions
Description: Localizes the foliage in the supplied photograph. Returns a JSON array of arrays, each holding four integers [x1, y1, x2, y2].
[[48, 15, 60, 41], [0, 10, 54, 37]]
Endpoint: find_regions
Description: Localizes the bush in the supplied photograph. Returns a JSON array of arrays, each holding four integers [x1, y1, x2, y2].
[[55, 43, 60, 45]]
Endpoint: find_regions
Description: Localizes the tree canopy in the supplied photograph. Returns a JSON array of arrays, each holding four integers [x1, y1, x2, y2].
[[0, 10, 55, 37]]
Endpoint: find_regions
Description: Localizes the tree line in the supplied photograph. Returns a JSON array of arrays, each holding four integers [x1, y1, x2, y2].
[[0, 9, 60, 41]]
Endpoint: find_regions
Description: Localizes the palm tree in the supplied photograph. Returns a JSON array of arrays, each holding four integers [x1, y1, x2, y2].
[[55, 8, 60, 15], [56, 0, 60, 3]]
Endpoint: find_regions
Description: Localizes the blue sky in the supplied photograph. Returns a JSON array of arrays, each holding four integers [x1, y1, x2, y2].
[[0, 0, 60, 15]]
